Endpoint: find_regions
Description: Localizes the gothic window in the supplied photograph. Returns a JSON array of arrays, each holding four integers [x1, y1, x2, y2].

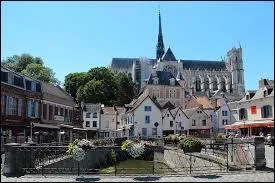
[[213, 78, 218, 91], [221, 77, 226, 92], [204, 78, 209, 90], [196, 78, 201, 92]]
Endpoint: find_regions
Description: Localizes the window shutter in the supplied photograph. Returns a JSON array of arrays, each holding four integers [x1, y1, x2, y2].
[[28, 100, 31, 117], [18, 99, 22, 116], [35, 102, 38, 118]]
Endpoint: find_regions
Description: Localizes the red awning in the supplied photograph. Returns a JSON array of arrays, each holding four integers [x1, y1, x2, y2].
[[225, 120, 274, 130]]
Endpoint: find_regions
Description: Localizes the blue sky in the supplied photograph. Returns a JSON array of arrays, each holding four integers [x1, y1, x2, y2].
[[1, 1, 274, 90]]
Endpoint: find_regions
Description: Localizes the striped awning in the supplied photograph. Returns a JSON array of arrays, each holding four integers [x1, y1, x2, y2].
[[224, 120, 274, 130]]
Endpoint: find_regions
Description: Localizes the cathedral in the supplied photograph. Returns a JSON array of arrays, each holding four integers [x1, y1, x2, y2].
[[111, 11, 245, 101]]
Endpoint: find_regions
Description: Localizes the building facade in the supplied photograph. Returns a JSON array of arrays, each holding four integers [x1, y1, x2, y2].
[[111, 11, 245, 99], [82, 103, 101, 139], [226, 79, 274, 137]]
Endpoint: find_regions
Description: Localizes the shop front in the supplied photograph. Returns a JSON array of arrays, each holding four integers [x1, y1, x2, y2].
[[224, 120, 274, 137]]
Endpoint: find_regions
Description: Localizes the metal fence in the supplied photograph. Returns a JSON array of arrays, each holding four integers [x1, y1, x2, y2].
[[9, 139, 257, 177]]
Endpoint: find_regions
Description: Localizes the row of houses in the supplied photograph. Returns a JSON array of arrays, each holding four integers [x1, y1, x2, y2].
[[1, 66, 84, 148]]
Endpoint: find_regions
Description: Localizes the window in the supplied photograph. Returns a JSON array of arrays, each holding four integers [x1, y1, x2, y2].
[[179, 114, 181, 116], [65, 109, 68, 117], [144, 106, 152, 111], [261, 105, 272, 118], [192, 120, 196, 126], [31, 82, 36, 92], [222, 119, 228, 125], [92, 121, 97, 127], [239, 108, 247, 120], [13, 75, 24, 88], [69, 110, 72, 119], [49, 105, 53, 120], [197, 111, 202, 114], [105, 120, 109, 128], [60, 108, 64, 116], [86, 121, 90, 127], [167, 114, 169, 117], [86, 112, 91, 118], [7, 97, 18, 116], [222, 111, 228, 116], [36, 83, 41, 92], [251, 106, 257, 114], [1, 71, 8, 82], [43, 104, 47, 119], [25, 80, 31, 90], [152, 128, 157, 136], [145, 115, 150, 124], [93, 112, 97, 118], [169, 90, 172, 98], [173, 90, 176, 98], [55, 106, 58, 115], [202, 120, 206, 126], [17, 98, 22, 116], [170, 121, 173, 127], [35, 102, 39, 118], [142, 128, 147, 136], [246, 95, 249, 100], [1, 95, 6, 115]]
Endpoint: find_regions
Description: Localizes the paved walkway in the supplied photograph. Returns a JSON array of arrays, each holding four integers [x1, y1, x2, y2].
[[1, 172, 274, 182]]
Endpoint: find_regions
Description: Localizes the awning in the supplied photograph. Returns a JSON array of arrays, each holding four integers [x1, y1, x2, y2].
[[224, 120, 274, 130], [73, 128, 88, 131], [32, 123, 60, 129], [59, 124, 74, 128]]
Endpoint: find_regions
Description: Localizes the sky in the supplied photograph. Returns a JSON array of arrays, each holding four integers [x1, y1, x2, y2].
[[1, 1, 274, 90]]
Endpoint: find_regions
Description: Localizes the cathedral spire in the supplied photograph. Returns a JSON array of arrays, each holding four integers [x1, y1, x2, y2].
[[156, 10, 165, 60]]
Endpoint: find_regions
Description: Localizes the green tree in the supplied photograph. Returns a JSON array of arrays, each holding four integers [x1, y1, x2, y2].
[[116, 72, 135, 105], [21, 63, 59, 85], [64, 72, 92, 101], [2, 53, 58, 84]]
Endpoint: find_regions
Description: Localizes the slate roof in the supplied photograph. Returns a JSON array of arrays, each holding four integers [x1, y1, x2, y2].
[[84, 103, 101, 112], [180, 60, 227, 70], [127, 94, 162, 113], [158, 101, 176, 110], [147, 71, 180, 86], [162, 48, 177, 61], [41, 82, 74, 101], [111, 58, 156, 70]]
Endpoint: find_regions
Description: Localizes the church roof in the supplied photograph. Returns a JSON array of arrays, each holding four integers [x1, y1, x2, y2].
[[111, 58, 156, 70], [180, 60, 227, 70], [176, 71, 184, 80], [147, 71, 180, 86], [162, 48, 177, 61]]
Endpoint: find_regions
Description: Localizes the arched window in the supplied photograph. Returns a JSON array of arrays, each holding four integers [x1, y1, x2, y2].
[[239, 108, 247, 120], [196, 77, 201, 92], [93, 112, 97, 118], [204, 78, 209, 90], [213, 78, 218, 91], [221, 77, 226, 92], [261, 105, 273, 118]]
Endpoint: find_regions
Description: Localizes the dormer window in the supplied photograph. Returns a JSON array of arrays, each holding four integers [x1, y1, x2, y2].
[[246, 94, 249, 100], [170, 78, 175, 86], [153, 78, 159, 85]]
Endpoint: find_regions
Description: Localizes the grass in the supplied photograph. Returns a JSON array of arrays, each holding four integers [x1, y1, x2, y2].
[[100, 159, 175, 175]]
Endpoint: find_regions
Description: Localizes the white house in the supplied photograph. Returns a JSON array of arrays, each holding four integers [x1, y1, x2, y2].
[[125, 94, 163, 138], [214, 97, 231, 133], [82, 103, 101, 139], [162, 108, 175, 136], [183, 107, 212, 138], [171, 106, 189, 135]]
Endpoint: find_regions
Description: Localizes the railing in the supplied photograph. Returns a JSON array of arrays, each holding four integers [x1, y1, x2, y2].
[[6, 139, 258, 177]]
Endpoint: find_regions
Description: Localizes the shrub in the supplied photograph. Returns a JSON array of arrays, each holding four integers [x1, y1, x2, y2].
[[178, 136, 204, 152]]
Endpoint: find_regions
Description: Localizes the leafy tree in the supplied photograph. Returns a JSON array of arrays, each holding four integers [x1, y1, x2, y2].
[[64, 72, 92, 101], [116, 72, 135, 105], [2, 53, 58, 85], [21, 63, 59, 85], [76, 85, 85, 103]]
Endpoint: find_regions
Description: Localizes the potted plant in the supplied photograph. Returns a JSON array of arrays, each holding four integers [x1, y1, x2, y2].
[[178, 136, 204, 153]]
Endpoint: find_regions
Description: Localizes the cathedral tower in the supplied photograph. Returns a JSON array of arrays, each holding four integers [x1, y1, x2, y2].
[[226, 46, 245, 94]]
